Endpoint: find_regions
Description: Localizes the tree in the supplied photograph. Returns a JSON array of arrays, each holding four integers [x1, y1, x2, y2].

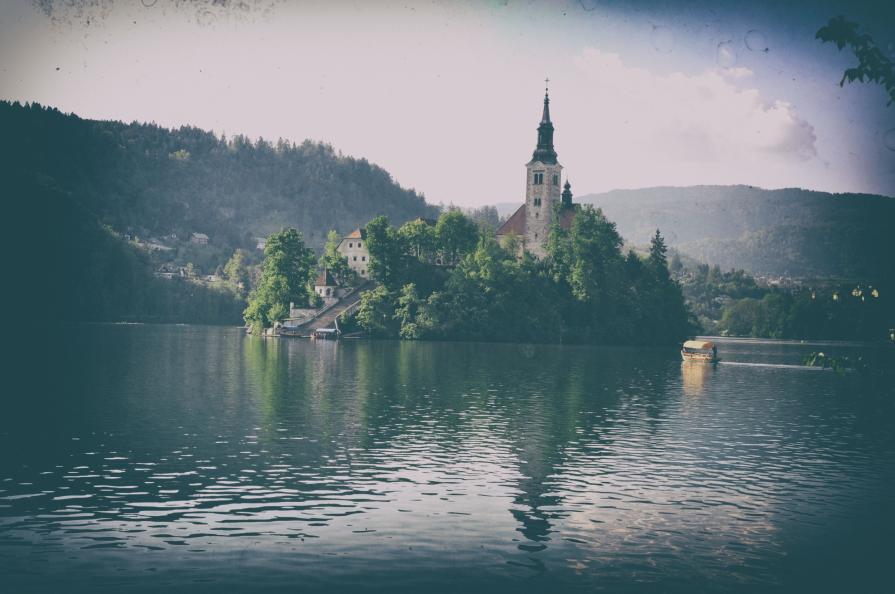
[[243, 228, 315, 330], [319, 229, 356, 286], [565, 206, 624, 304], [435, 210, 479, 265], [649, 228, 669, 280], [354, 285, 398, 336], [465, 205, 502, 231], [262, 228, 316, 298], [224, 248, 250, 297], [817, 16, 895, 107], [394, 283, 431, 339], [365, 216, 408, 289], [398, 218, 437, 261]]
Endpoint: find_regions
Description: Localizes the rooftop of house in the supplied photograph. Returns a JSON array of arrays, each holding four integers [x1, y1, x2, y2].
[[315, 268, 338, 287]]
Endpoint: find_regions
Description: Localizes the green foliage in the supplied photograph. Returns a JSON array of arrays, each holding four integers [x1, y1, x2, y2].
[[365, 216, 409, 290], [347, 206, 692, 345], [1, 100, 437, 279], [354, 285, 398, 337], [649, 228, 669, 280], [816, 16, 895, 107], [223, 249, 251, 297], [717, 284, 892, 341], [398, 218, 437, 261], [319, 230, 357, 286], [8, 174, 244, 325], [464, 205, 502, 231], [436, 210, 479, 265], [803, 352, 868, 375], [244, 228, 315, 328]]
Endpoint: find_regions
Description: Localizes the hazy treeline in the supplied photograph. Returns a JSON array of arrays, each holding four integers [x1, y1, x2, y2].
[[2, 101, 438, 254], [576, 185, 895, 281], [680, 263, 892, 341], [9, 175, 245, 325], [2, 101, 437, 325]]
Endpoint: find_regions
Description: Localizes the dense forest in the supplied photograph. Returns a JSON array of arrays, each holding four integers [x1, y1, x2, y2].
[[2, 101, 438, 324], [9, 174, 245, 325], [2, 101, 437, 254], [339, 208, 693, 345], [498, 185, 895, 281]]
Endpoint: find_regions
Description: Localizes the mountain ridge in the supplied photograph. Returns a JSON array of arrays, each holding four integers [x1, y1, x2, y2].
[[496, 184, 894, 280]]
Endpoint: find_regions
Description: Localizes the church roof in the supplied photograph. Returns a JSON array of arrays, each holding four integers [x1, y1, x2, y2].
[[495, 204, 577, 237], [531, 90, 558, 165], [496, 204, 527, 236], [315, 268, 337, 287]]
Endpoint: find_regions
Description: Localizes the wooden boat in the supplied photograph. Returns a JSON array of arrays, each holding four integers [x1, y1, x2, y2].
[[681, 339, 719, 363], [313, 328, 340, 340]]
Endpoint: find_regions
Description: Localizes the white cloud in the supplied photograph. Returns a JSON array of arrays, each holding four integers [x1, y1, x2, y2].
[[561, 48, 819, 192]]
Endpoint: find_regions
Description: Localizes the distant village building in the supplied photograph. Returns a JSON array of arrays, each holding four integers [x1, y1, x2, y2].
[[337, 228, 370, 277], [255, 237, 267, 251], [496, 85, 576, 258], [191, 232, 209, 246]]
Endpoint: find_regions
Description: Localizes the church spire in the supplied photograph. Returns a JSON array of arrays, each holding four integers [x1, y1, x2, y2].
[[531, 78, 558, 164]]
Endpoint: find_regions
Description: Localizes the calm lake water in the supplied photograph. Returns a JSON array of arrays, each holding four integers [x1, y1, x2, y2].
[[2, 326, 894, 593]]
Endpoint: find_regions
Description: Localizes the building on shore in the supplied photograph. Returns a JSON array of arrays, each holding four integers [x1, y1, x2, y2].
[[337, 228, 370, 278], [496, 85, 576, 258], [314, 268, 339, 300], [190, 232, 209, 245]]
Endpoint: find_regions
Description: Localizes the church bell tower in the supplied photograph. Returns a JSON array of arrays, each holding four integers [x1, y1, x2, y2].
[[524, 81, 563, 258]]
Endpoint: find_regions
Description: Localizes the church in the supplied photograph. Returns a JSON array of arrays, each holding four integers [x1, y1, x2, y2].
[[496, 85, 576, 258]]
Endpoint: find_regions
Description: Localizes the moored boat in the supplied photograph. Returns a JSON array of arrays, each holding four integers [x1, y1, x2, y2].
[[681, 339, 719, 363]]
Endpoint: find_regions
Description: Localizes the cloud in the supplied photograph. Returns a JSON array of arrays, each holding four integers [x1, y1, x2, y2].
[[564, 48, 818, 190]]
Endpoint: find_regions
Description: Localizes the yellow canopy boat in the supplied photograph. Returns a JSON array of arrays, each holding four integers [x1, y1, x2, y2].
[[681, 340, 719, 363]]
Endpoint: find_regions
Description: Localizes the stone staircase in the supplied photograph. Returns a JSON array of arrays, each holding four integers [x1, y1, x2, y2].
[[296, 281, 372, 332]]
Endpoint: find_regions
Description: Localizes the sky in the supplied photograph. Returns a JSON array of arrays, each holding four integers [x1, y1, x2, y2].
[[1, 0, 894, 207]]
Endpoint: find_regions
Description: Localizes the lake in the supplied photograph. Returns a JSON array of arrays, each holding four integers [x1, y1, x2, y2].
[[2, 325, 894, 592]]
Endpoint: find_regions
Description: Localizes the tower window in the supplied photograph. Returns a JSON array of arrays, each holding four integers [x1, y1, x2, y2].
[[553, 174, 559, 185], [533, 172, 544, 185], [534, 197, 542, 207]]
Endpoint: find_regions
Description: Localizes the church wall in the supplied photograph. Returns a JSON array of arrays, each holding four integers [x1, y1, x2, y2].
[[524, 160, 562, 259]]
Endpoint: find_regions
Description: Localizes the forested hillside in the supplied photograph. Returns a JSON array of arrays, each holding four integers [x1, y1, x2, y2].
[[497, 185, 895, 281], [2, 101, 438, 324], [8, 174, 245, 325], [2, 101, 437, 253], [582, 186, 895, 281]]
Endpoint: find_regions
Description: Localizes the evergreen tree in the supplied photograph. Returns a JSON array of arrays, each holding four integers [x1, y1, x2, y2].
[[649, 228, 669, 279]]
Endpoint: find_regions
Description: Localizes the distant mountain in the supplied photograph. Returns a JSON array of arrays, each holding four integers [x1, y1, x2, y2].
[[498, 185, 895, 281], [1, 101, 438, 253]]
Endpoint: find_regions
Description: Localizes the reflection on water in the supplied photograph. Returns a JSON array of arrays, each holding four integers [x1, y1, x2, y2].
[[681, 360, 712, 396], [1, 326, 894, 593]]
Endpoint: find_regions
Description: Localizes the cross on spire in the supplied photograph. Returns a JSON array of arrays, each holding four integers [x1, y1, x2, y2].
[[544, 77, 550, 93]]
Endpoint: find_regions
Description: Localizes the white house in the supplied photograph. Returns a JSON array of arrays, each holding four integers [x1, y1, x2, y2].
[[336, 228, 370, 278], [191, 232, 209, 246]]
